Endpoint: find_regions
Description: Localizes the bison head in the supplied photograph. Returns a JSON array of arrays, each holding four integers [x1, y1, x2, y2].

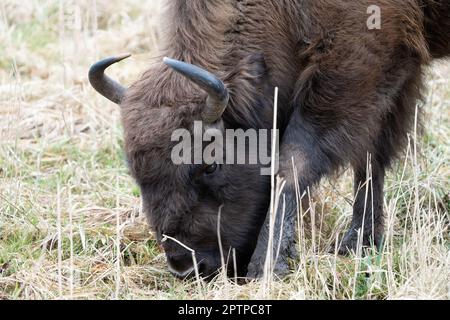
[[89, 54, 274, 279]]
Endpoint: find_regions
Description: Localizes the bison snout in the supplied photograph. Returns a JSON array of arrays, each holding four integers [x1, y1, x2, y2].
[[166, 253, 196, 279], [166, 252, 220, 280]]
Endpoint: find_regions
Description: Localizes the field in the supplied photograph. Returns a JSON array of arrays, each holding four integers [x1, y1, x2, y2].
[[0, 0, 449, 300]]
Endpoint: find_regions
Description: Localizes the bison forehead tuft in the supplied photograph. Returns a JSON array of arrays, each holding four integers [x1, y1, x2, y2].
[[122, 102, 201, 150], [121, 102, 200, 183]]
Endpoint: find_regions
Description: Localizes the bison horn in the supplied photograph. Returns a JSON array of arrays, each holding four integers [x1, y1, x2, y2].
[[163, 57, 229, 123], [88, 54, 131, 105]]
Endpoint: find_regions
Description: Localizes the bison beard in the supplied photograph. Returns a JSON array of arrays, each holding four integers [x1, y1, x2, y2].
[[89, 0, 450, 279]]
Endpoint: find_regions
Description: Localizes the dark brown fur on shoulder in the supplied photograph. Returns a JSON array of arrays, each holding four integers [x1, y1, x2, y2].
[[421, 0, 450, 58]]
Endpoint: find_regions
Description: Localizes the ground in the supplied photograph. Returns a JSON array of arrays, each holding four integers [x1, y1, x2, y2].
[[0, 0, 449, 300]]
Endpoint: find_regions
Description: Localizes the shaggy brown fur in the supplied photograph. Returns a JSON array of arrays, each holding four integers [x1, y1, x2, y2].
[[118, 0, 450, 278]]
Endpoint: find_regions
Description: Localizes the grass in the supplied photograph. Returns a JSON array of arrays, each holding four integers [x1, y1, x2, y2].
[[0, 0, 449, 300]]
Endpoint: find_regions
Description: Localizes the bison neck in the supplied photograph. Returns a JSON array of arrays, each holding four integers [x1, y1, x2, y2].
[[163, 0, 237, 73], [161, 1, 308, 130]]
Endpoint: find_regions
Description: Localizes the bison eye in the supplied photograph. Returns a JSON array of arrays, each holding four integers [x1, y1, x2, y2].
[[204, 163, 218, 175]]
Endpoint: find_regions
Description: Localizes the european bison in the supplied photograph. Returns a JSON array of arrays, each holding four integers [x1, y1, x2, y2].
[[89, 0, 450, 279]]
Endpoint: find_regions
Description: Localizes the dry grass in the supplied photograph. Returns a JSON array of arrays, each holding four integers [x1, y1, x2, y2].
[[0, 0, 449, 300]]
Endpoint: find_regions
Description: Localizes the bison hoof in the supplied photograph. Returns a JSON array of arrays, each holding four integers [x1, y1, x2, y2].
[[246, 261, 264, 279], [246, 258, 290, 279], [333, 228, 384, 255]]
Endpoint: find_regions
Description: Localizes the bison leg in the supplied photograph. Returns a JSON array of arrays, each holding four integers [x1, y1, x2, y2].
[[246, 189, 298, 278], [338, 160, 385, 254], [247, 110, 330, 279]]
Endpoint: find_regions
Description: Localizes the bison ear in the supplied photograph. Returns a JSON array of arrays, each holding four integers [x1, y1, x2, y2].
[[223, 53, 272, 127], [224, 53, 268, 90]]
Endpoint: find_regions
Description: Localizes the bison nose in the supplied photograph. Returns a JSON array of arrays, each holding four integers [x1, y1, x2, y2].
[[166, 254, 196, 279]]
